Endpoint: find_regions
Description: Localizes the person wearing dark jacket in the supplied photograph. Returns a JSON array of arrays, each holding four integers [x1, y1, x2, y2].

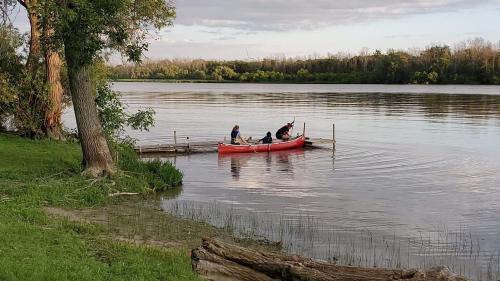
[[260, 131, 273, 144], [276, 123, 293, 140]]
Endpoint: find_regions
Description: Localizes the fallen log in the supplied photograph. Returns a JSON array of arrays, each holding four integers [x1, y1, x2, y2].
[[108, 192, 140, 197], [191, 238, 468, 281]]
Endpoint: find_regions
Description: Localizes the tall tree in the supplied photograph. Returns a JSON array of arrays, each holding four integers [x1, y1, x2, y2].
[[52, 0, 175, 176], [42, 5, 64, 139]]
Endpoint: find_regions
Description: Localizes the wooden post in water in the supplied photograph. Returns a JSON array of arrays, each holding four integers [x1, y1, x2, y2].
[[174, 130, 177, 153], [303, 122, 306, 136], [332, 123, 336, 150]]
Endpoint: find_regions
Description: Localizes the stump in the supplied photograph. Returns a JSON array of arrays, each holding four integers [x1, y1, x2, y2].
[[191, 238, 468, 281]]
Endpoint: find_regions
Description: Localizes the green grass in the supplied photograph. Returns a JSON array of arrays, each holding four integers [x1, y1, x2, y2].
[[115, 144, 183, 191], [0, 133, 200, 281]]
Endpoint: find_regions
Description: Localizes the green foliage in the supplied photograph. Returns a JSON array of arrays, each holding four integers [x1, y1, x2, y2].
[[239, 70, 285, 82], [127, 108, 155, 131], [0, 73, 18, 129], [412, 71, 439, 84], [192, 70, 207, 80], [92, 61, 155, 139], [0, 26, 23, 129], [109, 39, 500, 85], [427, 71, 439, 84], [0, 25, 50, 137], [0, 25, 23, 77], [52, 0, 175, 66], [297, 68, 311, 81], [95, 83, 126, 136], [115, 144, 183, 191], [212, 65, 237, 80], [12, 70, 49, 137]]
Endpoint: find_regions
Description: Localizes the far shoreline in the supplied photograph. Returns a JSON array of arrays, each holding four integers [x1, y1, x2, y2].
[[111, 78, 498, 86]]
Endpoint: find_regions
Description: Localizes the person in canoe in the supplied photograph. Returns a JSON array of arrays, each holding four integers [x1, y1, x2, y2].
[[259, 131, 273, 144], [231, 125, 249, 145], [276, 122, 293, 140]]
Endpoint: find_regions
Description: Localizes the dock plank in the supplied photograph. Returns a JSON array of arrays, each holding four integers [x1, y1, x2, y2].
[[134, 138, 334, 155]]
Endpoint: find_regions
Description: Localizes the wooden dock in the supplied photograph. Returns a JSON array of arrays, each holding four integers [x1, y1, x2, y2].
[[134, 138, 335, 155], [135, 123, 336, 155]]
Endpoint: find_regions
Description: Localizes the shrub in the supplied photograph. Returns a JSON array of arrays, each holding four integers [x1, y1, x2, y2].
[[116, 144, 182, 191], [0, 25, 49, 136], [211, 66, 237, 80]]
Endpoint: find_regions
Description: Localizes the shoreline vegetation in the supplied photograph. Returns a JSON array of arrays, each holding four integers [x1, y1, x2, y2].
[[111, 78, 500, 85], [109, 38, 500, 85], [0, 132, 280, 281]]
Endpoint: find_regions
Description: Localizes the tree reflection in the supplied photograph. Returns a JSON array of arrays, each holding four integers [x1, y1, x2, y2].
[[141, 91, 500, 123]]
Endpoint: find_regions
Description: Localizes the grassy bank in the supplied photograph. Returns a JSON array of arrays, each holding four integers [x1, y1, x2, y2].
[[0, 133, 199, 280]]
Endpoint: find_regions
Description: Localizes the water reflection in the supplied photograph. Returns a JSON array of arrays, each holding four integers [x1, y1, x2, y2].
[[218, 149, 305, 180], [121, 91, 500, 122], [230, 157, 242, 179]]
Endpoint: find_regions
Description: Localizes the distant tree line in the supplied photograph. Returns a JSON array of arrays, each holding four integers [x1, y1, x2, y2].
[[109, 38, 500, 85]]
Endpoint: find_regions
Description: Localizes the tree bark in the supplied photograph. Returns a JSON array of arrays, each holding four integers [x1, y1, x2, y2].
[[191, 238, 468, 281], [65, 48, 116, 176], [23, 0, 41, 71], [43, 18, 64, 140]]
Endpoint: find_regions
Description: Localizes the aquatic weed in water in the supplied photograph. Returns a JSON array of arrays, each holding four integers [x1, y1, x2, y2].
[[161, 199, 499, 281]]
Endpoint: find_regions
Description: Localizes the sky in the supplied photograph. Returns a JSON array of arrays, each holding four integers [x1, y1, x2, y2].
[[8, 0, 500, 61]]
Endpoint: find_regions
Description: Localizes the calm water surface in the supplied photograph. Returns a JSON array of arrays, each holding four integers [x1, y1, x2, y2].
[[65, 83, 500, 279]]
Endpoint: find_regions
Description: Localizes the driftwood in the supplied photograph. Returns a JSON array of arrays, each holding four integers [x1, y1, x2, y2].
[[191, 238, 468, 281], [108, 192, 139, 197]]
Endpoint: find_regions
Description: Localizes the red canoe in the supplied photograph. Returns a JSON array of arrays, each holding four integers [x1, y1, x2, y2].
[[218, 136, 306, 154]]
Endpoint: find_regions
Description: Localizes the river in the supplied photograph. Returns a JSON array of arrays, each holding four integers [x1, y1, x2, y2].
[[65, 82, 500, 280]]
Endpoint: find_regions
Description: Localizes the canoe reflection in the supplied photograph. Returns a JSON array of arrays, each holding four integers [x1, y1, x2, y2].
[[218, 149, 305, 179]]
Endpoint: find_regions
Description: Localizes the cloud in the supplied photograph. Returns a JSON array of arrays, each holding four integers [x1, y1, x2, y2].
[[215, 36, 237, 41], [175, 0, 496, 31], [462, 32, 480, 36], [383, 34, 416, 39], [140, 40, 265, 60]]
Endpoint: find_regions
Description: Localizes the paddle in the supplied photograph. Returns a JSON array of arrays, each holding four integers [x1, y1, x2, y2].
[[289, 117, 296, 138]]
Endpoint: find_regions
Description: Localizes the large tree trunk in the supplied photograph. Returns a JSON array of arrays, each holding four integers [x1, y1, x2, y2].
[[192, 238, 468, 281], [65, 48, 116, 176], [23, 0, 41, 71], [43, 50, 64, 139], [43, 18, 64, 140]]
